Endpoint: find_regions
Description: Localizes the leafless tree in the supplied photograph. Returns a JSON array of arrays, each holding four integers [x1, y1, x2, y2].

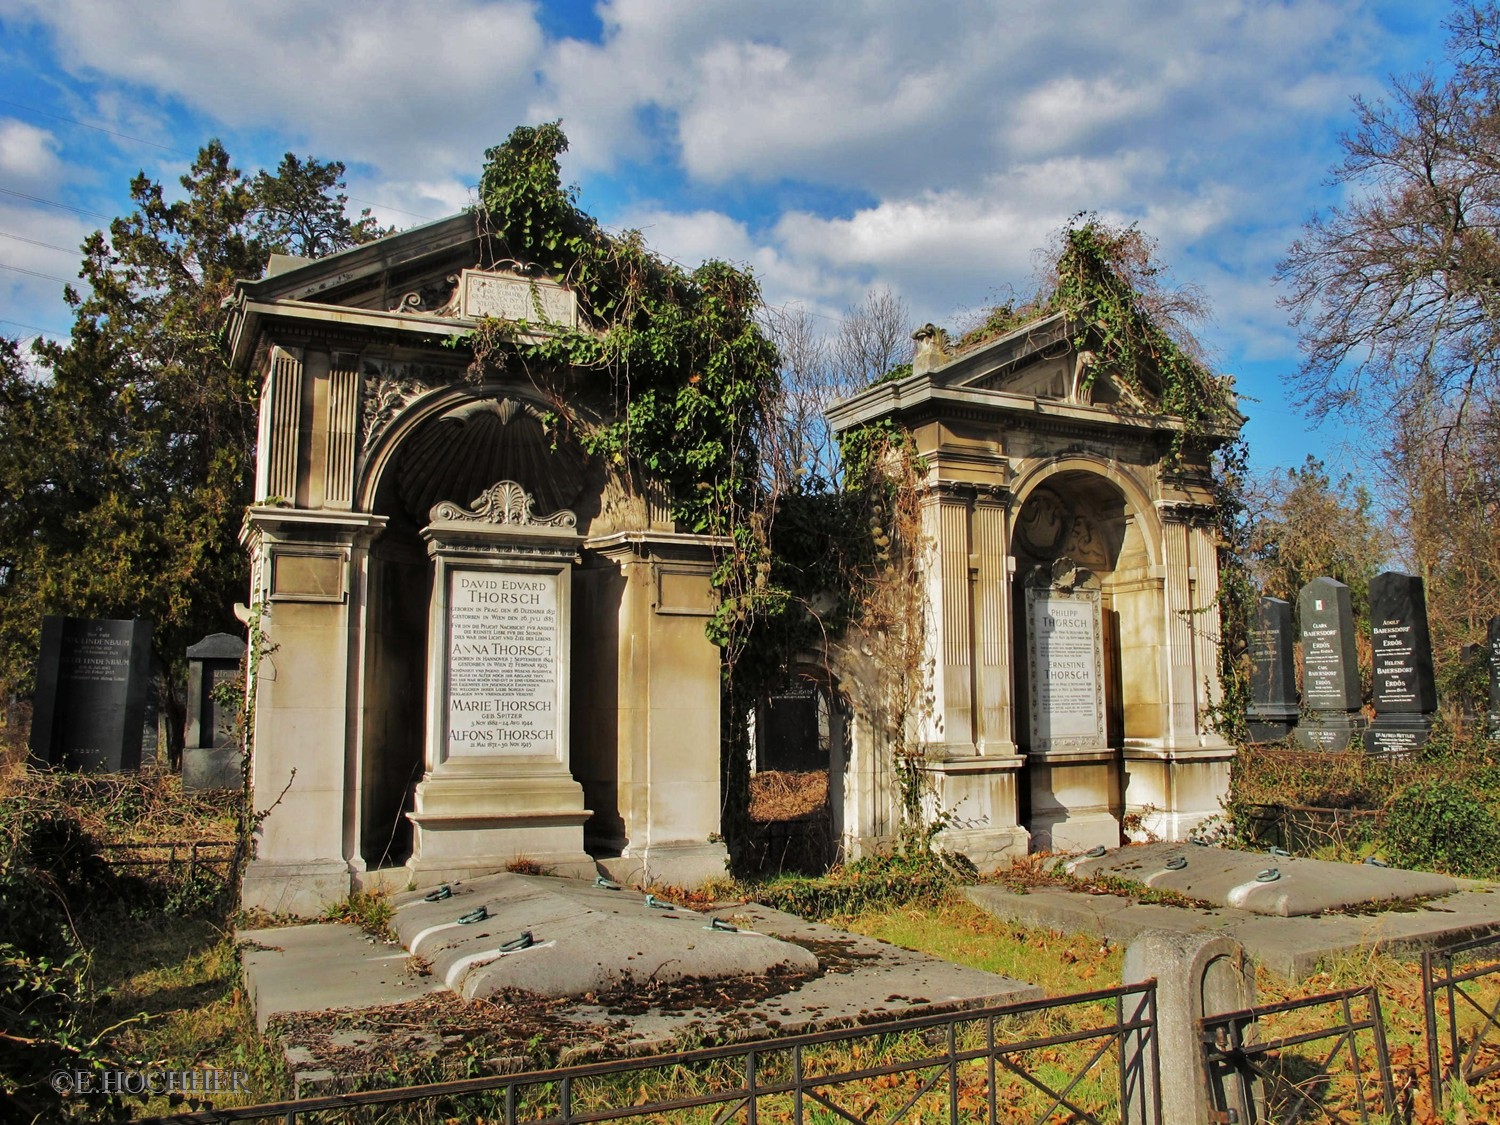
[[761, 288, 912, 492], [1278, 2, 1500, 670]]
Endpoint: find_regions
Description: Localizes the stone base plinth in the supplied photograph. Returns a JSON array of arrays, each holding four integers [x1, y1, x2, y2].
[[1366, 712, 1434, 759], [599, 841, 729, 889], [917, 755, 1027, 870], [932, 825, 1031, 871], [1245, 709, 1297, 744], [1028, 751, 1121, 854], [241, 860, 350, 918], [407, 769, 592, 880], [1294, 711, 1368, 752], [1122, 744, 1234, 843]]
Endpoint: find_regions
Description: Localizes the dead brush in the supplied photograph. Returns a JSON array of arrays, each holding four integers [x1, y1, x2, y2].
[[748, 769, 828, 821]]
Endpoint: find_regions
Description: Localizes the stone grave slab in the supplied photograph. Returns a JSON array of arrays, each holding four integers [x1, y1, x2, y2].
[[239, 922, 444, 1031], [389, 872, 815, 1001], [1065, 841, 1459, 917], [240, 874, 1042, 1089]]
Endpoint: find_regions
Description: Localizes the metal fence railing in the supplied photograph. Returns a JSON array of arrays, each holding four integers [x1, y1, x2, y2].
[[1239, 803, 1382, 857], [1200, 985, 1398, 1125], [100, 839, 237, 883], [136, 981, 1161, 1125], [1423, 931, 1500, 1111]]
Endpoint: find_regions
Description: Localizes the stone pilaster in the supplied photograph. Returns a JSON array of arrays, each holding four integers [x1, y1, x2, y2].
[[257, 346, 302, 503], [1159, 503, 1199, 743], [589, 531, 730, 888], [238, 507, 387, 916], [973, 485, 1018, 758], [323, 351, 360, 510], [920, 481, 975, 756]]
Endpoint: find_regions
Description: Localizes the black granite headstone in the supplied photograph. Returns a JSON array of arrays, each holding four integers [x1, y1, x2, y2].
[[183, 632, 246, 789], [1365, 572, 1436, 757], [1487, 616, 1500, 739], [29, 616, 153, 772], [757, 686, 824, 772], [1247, 596, 1297, 742], [1294, 578, 1366, 751]]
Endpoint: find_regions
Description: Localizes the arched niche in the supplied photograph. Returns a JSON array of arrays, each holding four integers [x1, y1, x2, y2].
[[1008, 463, 1160, 851], [1010, 463, 1161, 747], [356, 384, 596, 867]]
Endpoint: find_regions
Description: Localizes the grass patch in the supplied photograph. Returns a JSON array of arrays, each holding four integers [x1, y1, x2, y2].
[[834, 898, 1122, 995]]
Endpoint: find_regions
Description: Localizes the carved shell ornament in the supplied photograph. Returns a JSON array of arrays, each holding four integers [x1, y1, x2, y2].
[[430, 480, 577, 528]]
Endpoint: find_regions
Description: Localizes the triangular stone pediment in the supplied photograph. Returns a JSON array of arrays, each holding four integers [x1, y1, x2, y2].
[[936, 312, 1161, 412], [237, 213, 578, 327]]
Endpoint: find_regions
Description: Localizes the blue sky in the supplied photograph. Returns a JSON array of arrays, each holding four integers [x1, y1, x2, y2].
[[0, 0, 1457, 477]]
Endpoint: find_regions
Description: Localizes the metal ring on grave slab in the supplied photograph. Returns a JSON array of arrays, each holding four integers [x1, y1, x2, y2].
[[498, 930, 535, 952], [1190, 838, 1209, 846], [424, 885, 453, 902], [1255, 868, 1281, 883], [595, 876, 622, 891], [644, 894, 674, 910], [1364, 856, 1390, 867], [457, 907, 489, 924], [1084, 845, 1107, 858], [1165, 856, 1188, 871], [1267, 846, 1291, 858], [708, 917, 739, 932]]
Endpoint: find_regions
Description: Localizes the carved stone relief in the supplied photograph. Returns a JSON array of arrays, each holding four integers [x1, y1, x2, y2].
[[361, 359, 465, 453], [430, 480, 577, 529], [1014, 486, 1112, 571]]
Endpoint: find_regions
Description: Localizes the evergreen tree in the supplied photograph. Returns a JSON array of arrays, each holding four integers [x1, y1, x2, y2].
[[0, 142, 374, 762]]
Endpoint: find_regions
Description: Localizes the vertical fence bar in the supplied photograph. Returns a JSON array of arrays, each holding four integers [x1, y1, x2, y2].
[[1423, 950, 1443, 1112], [1366, 990, 1398, 1117], [947, 1019, 958, 1124], [747, 1047, 758, 1125], [986, 1013, 997, 1125], [793, 1042, 803, 1125]]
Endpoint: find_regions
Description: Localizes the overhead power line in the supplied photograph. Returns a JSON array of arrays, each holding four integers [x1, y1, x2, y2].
[[0, 229, 79, 255], [0, 261, 73, 284], [0, 186, 107, 219], [0, 96, 186, 154], [0, 316, 68, 338]]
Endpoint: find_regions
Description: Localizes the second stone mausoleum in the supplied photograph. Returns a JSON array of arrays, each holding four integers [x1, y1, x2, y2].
[[826, 316, 1239, 862]]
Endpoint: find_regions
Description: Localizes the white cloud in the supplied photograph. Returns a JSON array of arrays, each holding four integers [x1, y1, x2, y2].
[[0, 119, 63, 189], [6, 0, 546, 178]]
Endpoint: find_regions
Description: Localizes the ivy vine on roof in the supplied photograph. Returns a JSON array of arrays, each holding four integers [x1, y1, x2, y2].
[[959, 216, 1238, 440], [462, 121, 780, 540]]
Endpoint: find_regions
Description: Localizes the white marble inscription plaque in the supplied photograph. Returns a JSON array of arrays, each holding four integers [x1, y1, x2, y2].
[[460, 269, 578, 327], [446, 569, 558, 757], [1027, 590, 1105, 749]]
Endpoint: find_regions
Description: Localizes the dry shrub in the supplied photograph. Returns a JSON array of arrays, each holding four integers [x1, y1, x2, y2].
[[749, 769, 828, 822]]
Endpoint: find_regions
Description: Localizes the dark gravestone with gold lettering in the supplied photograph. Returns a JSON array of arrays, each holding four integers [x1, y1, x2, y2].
[[30, 616, 153, 772], [1247, 597, 1297, 742], [1365, 572, 1436, 758], [1294, 578, 1366, 751], [184, 633, 246, 789]]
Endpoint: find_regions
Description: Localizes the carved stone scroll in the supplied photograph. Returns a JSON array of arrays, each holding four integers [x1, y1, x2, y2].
[[429, 480, 577, 529]]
